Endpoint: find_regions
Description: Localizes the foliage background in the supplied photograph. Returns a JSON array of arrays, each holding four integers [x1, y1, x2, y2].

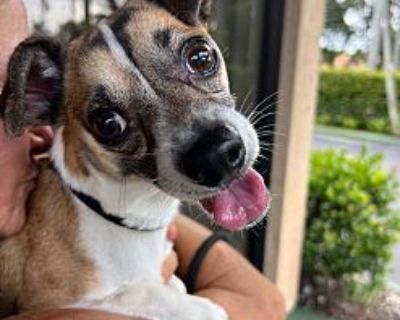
[[317, 68, 395, 134], [303, 149, 400, 297]]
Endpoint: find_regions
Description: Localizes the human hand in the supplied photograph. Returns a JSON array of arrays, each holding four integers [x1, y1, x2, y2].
[[162, 223, 179, 282]]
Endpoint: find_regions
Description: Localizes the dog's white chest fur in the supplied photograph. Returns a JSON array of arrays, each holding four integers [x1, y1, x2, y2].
[[51, 128, 180, 300], [51, 129, 227, 320], [77, 202, 176, 296]]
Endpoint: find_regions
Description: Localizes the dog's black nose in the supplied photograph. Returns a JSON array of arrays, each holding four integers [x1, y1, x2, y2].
[[181, 126, 246, 187]]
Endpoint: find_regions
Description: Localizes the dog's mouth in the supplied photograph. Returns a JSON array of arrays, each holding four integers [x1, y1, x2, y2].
[[198, 168, 270, 231], [156, 108, 269, 231]]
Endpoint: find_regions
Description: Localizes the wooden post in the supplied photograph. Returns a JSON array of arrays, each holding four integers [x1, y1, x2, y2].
[[263, 0, 326, 311]]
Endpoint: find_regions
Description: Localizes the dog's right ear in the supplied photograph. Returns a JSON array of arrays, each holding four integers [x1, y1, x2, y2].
[[150, 0, 214, 26], [0, 37, 63, 137]]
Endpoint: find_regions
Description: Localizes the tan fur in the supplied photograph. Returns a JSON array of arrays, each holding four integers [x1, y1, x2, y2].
[[0, 0, 234, 317], [0, 4, 190, 315], [0, 162, 97, 316]]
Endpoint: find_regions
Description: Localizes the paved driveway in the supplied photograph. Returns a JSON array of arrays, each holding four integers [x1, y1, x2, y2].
[[313, 127, 400, 286], [314, 129, 400, 177]]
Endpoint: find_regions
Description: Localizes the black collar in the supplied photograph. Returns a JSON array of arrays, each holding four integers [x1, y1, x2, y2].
[[50, 163, 163, 232], [70, 188, 164, 232]]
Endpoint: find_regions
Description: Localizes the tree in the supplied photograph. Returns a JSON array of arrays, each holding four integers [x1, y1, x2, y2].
[[367, 0, 382, 68], [382, 2, 400, 135], [325, 0, 367, 36], [368, 0, 400, 135], [323, 0, 400, 136], [323, 0, 371, 55]]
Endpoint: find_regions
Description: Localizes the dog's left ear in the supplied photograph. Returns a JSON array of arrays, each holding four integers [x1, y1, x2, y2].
[[158, 0, 213, 26], [0, 37, 63, 137]]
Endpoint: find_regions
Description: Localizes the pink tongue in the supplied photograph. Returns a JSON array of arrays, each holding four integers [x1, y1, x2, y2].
[[200, 168, 269, 231]]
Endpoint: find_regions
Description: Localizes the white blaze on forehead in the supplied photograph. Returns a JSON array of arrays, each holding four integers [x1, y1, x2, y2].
[[98, 23, 158, 100]]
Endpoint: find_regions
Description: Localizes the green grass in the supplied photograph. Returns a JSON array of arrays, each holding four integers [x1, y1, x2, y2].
[[289, 307, 336, 320]]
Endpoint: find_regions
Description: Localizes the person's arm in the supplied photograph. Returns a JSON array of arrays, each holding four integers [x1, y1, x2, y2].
[[6, 309, 144, 320], [174, 214, 286, 320]]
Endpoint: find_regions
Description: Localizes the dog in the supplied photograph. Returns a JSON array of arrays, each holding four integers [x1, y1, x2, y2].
[[0, 0, 270, 319]]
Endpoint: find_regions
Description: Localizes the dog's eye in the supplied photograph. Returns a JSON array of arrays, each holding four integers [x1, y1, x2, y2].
[[183, 38, 217, 75], [88, 109, 127, 142]]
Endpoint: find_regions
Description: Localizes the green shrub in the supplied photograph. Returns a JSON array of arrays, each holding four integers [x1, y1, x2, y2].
[[317, 68, 394, 135], [303, 149, 400, 296]]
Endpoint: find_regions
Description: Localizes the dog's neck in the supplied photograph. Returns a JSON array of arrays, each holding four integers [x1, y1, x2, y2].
[[50, 127, 180, 231]]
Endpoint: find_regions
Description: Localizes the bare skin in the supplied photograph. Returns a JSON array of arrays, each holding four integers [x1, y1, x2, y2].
[[0, 1, 286, 319], [0, 0, 53, 238], [175, 215, 286, 320]]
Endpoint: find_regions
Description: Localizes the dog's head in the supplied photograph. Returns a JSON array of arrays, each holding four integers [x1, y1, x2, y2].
[[0, 0, 269, 230]]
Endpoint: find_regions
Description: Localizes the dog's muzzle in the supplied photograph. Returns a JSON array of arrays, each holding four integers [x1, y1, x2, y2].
[[180, 125, 246, 188], [177, 123, 270, 231]]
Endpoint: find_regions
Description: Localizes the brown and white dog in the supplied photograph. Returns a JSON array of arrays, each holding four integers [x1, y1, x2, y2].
[[0, 0, 270, 319]]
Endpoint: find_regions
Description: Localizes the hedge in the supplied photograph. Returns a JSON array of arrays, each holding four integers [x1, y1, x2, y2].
[[317, 68, 396, 135], [303, 149, 400, 299]]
